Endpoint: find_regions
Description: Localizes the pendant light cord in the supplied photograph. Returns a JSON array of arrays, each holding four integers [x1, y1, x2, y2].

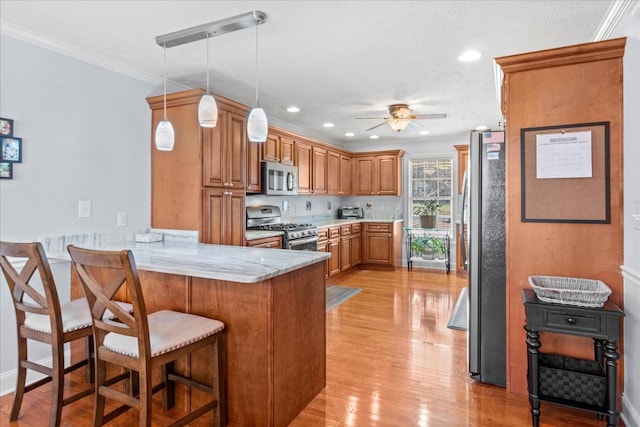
[[206, 36, 210, 93], [254, 11, 260, 107], [162, 44, 168, 120]]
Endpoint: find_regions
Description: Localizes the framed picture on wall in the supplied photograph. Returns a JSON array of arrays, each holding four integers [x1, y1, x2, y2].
[[0, 162, 13, 179], [0, 118, 13, 137], [1, 136, 22, 163]]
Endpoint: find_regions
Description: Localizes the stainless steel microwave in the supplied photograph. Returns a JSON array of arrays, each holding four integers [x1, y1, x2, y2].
[[261, 161, 298, 196]]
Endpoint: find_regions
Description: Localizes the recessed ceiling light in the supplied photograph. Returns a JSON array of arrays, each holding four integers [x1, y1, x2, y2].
[[419, 130, 430, 135], [345, 132, 355, 137], [286, 106, 300, 113], [476, 125, 488, 130], [458, 50, 481, 62], [323, 122, 334, 128], [369, 135, 379, 139]]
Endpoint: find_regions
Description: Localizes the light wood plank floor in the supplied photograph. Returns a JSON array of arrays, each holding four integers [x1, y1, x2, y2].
[[1, 267, 620, 426]]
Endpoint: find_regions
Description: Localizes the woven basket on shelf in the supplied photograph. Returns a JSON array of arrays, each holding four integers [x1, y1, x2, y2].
[[528, 275, 611, 308]]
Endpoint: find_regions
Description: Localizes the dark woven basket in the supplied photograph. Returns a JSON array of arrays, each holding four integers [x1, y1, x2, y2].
[[538, 353, 606, 407]]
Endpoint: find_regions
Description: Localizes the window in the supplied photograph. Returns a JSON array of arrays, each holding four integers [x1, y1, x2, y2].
[[410, 158, 452, 229]]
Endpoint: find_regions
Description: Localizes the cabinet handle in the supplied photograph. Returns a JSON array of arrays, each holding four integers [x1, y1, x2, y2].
[[566, 317, 576, 325]]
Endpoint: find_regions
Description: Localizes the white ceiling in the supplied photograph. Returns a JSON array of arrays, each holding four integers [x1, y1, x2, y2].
[[0, 1, 630, 146]]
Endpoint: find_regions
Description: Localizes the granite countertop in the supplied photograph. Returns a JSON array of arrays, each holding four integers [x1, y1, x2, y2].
[[46, 240, 329, 284], [315, 218, 404, 228], [245, 230, 284, 241]]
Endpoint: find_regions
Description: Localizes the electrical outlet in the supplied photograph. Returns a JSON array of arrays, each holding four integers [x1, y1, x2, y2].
[[306, 201, 312, 211], [282, 200, 290, 212], [78, 200, 91, 218], [327, 201, 332, 210], [117, 212, 127, 227]]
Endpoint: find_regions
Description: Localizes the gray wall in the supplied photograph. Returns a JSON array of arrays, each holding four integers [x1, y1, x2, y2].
[[0, 35, 155, 393]]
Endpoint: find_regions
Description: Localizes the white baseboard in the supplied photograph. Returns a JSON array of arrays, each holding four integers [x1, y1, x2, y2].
[[0, 351, 71, 397], [623, 393, 640, 427]]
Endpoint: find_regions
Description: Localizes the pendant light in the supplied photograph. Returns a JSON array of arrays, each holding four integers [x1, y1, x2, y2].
[[247, 11, 268, 143], [155, 45, 175, 151], [198, 36, 218, 127]]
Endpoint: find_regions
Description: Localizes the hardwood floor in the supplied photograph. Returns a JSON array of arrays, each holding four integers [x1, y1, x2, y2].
[[1, 267, 619, 426]]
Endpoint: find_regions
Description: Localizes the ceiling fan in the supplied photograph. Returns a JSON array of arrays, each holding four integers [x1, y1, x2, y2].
[[357, 104, 447, 132]]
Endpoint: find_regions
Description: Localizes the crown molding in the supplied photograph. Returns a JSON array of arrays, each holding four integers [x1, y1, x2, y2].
[[0, 20, 190, 90], [593, 0, 640, 40]]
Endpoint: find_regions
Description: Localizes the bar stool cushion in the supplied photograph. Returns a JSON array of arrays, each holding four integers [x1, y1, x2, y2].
[[24, 298, 133, 334], [104, 310, 225, 358]]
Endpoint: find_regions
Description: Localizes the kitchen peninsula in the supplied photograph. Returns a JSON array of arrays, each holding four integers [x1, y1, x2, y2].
[[46, 234, 330, 427]]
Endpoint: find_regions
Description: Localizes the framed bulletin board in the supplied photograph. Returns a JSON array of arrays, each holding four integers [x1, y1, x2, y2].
[[520, 122, 610, 223]]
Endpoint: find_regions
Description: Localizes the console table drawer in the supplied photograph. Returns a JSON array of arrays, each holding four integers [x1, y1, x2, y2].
[[543, 311, 601, 335]]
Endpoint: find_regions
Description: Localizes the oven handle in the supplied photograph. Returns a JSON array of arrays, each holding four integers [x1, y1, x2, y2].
[[288, 235, 319, 247]]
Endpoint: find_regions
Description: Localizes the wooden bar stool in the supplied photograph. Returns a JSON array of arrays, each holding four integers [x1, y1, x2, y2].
[[0, 241, 96, 427], [67, 245, 227, 427]]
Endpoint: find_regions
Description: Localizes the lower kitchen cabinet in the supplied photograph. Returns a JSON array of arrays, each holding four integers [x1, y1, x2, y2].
[[362, 222, 402, 268], [351, 223, 362, 266], [202, 188, 246, 246]]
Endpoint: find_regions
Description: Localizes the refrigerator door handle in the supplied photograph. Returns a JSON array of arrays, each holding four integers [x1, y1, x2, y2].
[[460, 170, 469, 270]]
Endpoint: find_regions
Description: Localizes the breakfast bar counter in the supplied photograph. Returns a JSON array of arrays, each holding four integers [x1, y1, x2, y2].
[[56, 239, 330, 427]]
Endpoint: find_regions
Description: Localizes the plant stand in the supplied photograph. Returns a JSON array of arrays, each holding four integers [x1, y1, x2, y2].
[[404, 228, 450, 273]]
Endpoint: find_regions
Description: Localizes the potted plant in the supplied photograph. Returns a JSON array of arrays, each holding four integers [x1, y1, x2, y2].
[[410, 237, 428, 258], [413, 199, 441, 228], [427, 237, 447, 259]]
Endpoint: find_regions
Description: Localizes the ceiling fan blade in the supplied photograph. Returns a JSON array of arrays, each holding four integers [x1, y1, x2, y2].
[[356, 116, 390, 120], [411, 113, 447, 119], [365, 122, 387, 131]]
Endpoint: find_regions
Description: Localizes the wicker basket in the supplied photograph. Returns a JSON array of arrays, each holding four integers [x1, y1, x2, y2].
[[538, 353, 606, 407], [528, 275, 611, 308]]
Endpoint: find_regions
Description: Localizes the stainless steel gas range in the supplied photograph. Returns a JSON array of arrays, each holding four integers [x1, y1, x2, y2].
[[246, 205, 318, 251]]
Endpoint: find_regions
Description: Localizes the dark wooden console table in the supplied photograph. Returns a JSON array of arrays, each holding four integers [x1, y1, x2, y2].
[[522, 289, 624, 427]]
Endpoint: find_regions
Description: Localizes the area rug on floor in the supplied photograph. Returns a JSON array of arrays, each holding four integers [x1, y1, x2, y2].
[[447, 287, 468, 331], [326, 285, 362, 312]]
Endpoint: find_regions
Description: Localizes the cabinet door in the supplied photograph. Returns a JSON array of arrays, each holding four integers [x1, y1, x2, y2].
[[328, 239, 341, 277], [354, 156, 375, 195], [316, 239, 330, 278], [327, 150, 341, 195], [340, 235, 352, 271], [340, 154, 352, 195], [376, 154, 399, 195], [312, 146, 327, 194], [202, 110, 226, 188], [363, 233, 392, 265], [227, 111, 247, 189], [295, 140, 312, 193], [202, 188, 245, 245], [263, 133, 280, 162], [280, 136, 295, 165], [351, 233, 361, 266], [246, 141, 262, 193]]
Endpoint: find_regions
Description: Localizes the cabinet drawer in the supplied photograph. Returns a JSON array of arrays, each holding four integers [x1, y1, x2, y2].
[[352, 223, 361, 234], [365, 223, 392, 233], [329, 226, 341, 239], [543, 310, 601, 335], [340, 225, 351, 235], [317, 229, 329, 241]]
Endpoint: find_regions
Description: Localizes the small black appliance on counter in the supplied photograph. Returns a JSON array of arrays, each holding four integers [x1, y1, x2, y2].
[[338, 207, 364, 219]]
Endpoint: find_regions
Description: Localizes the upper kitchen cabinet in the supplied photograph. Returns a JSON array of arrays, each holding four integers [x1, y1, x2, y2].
[[262, 126, 295, 165], [353, 150, 405, 196], [202, 102, 248, 189], [295, 138, 328, 195], [312, 145, 327, 195], [147, 89, 204, 233], [327, 149, 353, 196]]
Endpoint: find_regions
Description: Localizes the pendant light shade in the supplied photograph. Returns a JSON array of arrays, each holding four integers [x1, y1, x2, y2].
[[248, 106, 268, 142], [247, 11, 268, 143], [198, 36, 218, 128], [155, 45, 175, 151]]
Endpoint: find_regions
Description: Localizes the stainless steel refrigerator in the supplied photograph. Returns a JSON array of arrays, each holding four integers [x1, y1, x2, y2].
[[461, 130, 506, 386]]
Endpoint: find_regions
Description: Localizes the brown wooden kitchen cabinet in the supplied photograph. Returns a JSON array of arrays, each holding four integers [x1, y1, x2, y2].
[[340, 225, 353, 271], [246, 139, 262, 193], [203, 107, 247, 189], [246, 235, 283, 249], [327, 226, 341, 276], [362, 221, 402, 268], [353, 150, 405, 196], [202, 188, 245, 246], [262, 132, 280, 163], [294, 140, 312, 193], [327, 150, 353, 196], [351, 223, 362, 266], [454, 144, 469, 272], [312, 146, 327, 195]]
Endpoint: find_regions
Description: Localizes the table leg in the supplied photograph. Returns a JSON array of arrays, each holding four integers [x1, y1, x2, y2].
[[525, 327, 541, 427], [604, 340, 620, 427]]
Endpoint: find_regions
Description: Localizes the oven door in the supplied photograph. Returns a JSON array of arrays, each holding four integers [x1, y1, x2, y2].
[[286, 235, 318, 251]]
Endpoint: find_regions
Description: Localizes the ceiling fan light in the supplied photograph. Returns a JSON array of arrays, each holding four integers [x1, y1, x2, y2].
[[388, 118, 411, 132], [248, 107, 268, 142], [155, 119, 175, 151], [198, 94, 218, 127]]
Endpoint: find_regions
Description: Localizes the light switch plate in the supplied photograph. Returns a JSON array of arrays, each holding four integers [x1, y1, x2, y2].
[[78, 200, 91, 218], [117, 212, 127, 227]]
